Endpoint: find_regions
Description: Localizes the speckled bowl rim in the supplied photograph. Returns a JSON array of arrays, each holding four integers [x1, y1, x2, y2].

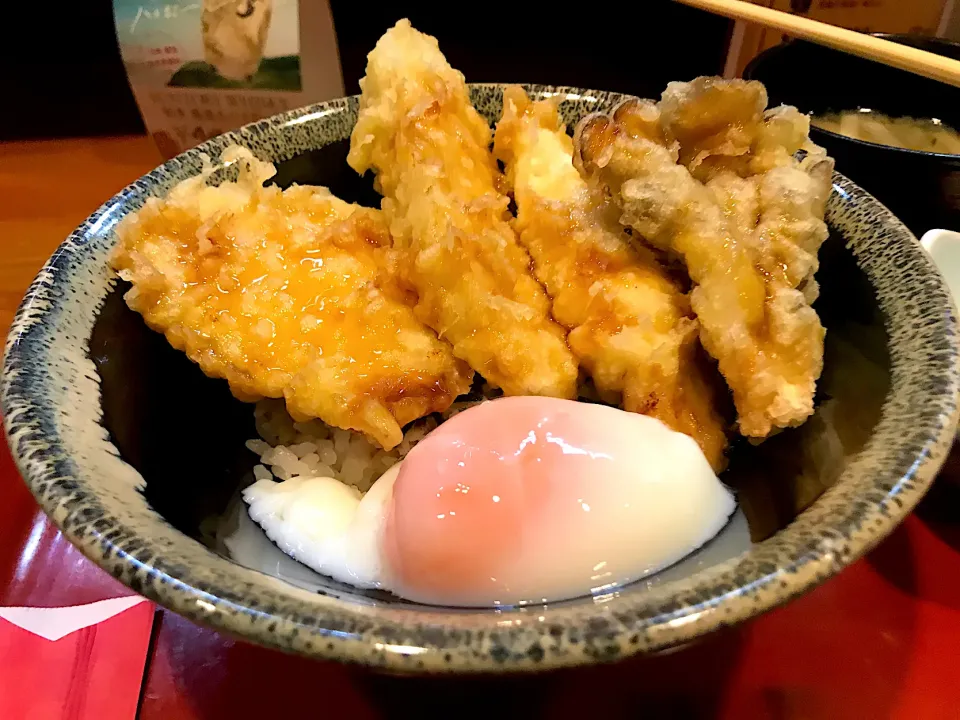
[[3, 84, 960, 673]]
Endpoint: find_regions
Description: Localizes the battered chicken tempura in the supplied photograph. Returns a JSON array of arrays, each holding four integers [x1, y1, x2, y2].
[[657, 77, 767, 181], [494, 86, 728, 469], [110, 147, 472, 450], [575, 81, 832, 439], [347, 20, 578, 399], [660, 77, 835, 303]]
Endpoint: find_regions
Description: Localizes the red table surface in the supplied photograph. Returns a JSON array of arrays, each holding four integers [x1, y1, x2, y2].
[[4, 437, 960, 719]]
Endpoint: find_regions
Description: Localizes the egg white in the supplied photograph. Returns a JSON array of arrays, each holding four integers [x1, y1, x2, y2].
[[243, 410, 737, 605], [242, 464, 399, 589]]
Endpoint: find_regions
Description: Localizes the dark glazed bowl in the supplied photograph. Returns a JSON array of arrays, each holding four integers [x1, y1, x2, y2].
[[3, 84, 960, 673], [745, 34, 960, 237]]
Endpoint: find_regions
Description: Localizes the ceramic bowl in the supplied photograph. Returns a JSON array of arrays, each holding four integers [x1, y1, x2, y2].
[[3, 85, 959, 673]]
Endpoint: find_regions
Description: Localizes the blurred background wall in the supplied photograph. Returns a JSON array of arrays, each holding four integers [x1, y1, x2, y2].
[[1, 0, 956, 143], [0, 1, 731, 141]]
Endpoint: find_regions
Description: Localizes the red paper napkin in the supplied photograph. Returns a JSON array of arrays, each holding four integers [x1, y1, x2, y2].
[[0, 597, 154, 720]]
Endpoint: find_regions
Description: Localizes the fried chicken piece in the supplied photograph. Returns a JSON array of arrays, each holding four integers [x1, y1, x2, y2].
[[658, 76, 767, 180], [660, 77, 828, 181], [661, 78, 835, 304], [494, 86, 728, 469], [110, 146, 472, 450], [346, 20, 578, 399], [574, 94, 828, 439]]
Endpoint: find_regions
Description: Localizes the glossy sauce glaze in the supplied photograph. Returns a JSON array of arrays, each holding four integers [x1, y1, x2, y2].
[[110, 149, 471, 448]]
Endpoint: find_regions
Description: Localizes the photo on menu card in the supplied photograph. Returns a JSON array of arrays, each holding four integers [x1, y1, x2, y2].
[[112, 0, 343, 157]]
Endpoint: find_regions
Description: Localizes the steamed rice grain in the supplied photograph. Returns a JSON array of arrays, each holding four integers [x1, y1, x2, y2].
[[247, 398, 440, 493], [247, 385, 592, 496]]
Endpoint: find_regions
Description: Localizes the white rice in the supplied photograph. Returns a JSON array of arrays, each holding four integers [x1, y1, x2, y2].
[[245, 383, 606, 495], [245, 398, 484, 493], [240, 393, 489, 587]]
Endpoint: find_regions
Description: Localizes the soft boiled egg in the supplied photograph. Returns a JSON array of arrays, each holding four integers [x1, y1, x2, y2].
[[244, 396, 735, 606]]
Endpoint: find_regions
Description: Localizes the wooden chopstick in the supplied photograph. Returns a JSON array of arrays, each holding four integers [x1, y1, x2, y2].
[[675, 0, 960, 87]]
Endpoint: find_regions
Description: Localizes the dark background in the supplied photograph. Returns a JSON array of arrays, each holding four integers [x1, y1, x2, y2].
[[0, 1, 731, 141]]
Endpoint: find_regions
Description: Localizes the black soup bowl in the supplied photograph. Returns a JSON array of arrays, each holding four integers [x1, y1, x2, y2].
[[745, 34, 960, 237]]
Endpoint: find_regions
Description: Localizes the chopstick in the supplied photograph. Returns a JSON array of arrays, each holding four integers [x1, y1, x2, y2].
[[675, 0, 960, 87]]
